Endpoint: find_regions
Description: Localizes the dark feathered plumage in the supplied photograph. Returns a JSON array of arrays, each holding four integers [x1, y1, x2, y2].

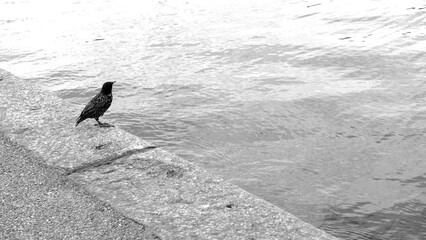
[[76, 81, 115, 127]]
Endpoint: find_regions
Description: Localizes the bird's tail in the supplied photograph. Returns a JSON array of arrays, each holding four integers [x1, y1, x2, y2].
[[76, 117, 83, 127]]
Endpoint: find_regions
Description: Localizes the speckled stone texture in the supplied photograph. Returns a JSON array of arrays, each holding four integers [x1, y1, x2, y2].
[[0, 68, 339, 240], [0, 135, 157, 240], [0, 69, 152, 172]]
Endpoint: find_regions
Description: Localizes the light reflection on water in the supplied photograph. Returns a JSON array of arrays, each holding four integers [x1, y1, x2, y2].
[[1, 0, 426, 239]]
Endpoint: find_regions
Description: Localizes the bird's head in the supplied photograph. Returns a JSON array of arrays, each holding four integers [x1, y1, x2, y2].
[[101, 81, 116, 95]]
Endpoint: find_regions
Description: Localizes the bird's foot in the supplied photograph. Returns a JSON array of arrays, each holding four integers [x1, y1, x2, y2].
[[95, 122, 115, 128]]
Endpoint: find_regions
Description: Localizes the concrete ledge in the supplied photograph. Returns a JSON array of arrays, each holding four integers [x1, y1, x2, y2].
[[0, 70, 151, 172], [0, 68, 339, 239], [0, 135, 157, 240]]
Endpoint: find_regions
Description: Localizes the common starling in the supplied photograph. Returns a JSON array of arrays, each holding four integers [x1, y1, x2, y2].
[[76, 81, 116, 127]]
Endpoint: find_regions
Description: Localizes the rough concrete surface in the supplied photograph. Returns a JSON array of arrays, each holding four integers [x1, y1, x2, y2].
[[70, 148, 337, 240], [0, 69, 152, 172], [0, 68, 340, 239], [0, 134, 157, 240]]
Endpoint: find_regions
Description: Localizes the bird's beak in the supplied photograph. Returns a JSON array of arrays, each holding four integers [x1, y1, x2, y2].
[[112, 81, 116, 84]]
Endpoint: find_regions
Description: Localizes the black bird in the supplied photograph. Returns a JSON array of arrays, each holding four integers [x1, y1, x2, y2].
[[76, 81, 116, 127]]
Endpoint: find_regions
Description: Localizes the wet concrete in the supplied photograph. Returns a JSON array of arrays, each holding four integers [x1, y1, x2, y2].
[[0, 68, 339, 239]]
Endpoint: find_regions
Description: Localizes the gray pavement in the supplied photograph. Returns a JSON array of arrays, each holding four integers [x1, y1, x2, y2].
[[0, 134, 157, 240]]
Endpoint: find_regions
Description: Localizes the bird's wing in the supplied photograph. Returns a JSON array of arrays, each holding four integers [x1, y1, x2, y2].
[[78, 93, 111, 118]]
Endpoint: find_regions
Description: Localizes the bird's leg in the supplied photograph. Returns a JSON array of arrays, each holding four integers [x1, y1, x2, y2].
[[94, 118, 114, 128], [94, 117, 103, 126]]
